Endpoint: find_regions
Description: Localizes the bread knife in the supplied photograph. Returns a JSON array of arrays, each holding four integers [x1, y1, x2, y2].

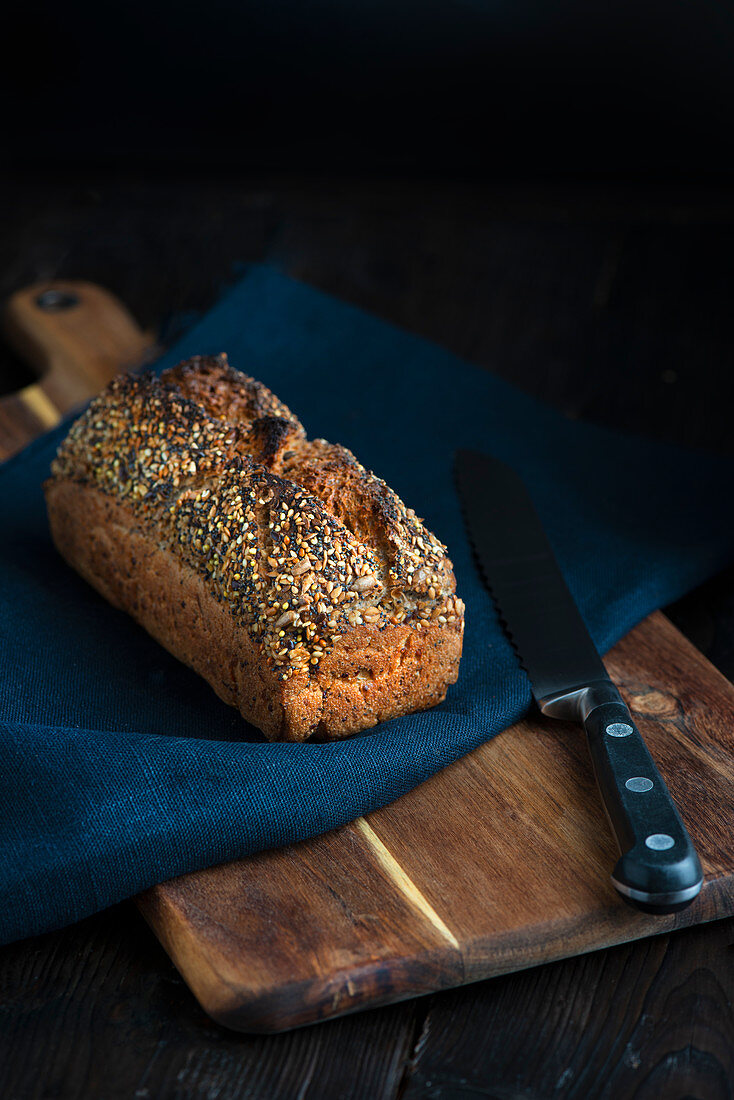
[[455, 448, 703, 913]]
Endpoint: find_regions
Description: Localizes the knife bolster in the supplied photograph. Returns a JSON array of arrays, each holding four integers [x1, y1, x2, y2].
[[539, 679, 623, 723]]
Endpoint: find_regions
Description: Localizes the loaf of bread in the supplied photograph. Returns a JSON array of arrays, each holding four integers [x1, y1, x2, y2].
[[44, 355, 464, 741]]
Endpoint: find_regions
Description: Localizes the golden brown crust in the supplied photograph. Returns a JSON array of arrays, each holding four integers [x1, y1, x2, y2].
[[44, 354, 464, 741]]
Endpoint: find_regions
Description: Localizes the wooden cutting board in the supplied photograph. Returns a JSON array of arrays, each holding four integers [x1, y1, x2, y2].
[[3, 282, 734, 1034]]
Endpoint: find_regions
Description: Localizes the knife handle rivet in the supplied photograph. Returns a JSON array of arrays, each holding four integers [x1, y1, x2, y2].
[[626, 777, 654, 792], [645, 833, 675, 851], [606, 723, 633, 738]]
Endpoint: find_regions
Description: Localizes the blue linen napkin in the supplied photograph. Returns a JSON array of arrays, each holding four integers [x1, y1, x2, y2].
[[1, 264, 733, 946]]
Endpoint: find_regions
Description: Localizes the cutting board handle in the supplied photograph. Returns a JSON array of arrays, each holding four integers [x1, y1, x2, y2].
[[0, 280, 154, 461]]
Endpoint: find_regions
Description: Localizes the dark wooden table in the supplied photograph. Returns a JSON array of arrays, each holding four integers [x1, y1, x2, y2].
[[2, 174, 734, 1100]]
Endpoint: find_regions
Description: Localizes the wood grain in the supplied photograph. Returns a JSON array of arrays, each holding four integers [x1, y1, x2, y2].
[[0, 280, 154, 460], [5, 275, 734, 1040], [400, 916, 734, 1099], [139, 822, 464, 1034], [0, 904, 420, 1100]]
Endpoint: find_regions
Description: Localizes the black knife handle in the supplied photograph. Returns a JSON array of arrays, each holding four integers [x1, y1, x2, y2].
[[583, 700, 703, 913]]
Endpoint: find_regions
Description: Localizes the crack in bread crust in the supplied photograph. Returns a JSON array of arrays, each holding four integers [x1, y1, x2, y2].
[[45, 355, 464, 741]]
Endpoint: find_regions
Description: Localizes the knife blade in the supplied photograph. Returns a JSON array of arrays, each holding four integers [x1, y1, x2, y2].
[[455, 448, 703, 913]]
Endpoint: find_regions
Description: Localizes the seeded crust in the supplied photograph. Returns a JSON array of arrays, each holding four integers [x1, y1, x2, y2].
[[44, 354, 464, 741]]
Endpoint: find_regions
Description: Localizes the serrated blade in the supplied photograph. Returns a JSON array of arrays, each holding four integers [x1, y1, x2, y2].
[[455, 449, 608, 706]]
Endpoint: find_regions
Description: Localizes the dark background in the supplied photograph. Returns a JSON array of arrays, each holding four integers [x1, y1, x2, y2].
[[4, 0, 734, 176], [4, 5, 734, 1098]]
